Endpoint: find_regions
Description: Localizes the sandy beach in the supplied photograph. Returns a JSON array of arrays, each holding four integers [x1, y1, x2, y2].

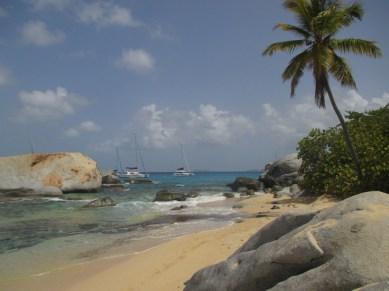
[[1, 194, 336, 291]]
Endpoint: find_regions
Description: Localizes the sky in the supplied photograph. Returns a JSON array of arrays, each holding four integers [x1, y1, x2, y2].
[[0, 0, 388, 171]]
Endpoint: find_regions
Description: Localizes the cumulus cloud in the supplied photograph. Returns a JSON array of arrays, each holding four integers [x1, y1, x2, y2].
[[77, 2, 141, 27], [135, 104, 255, 148], [94, 104, 255, 152], [115, 49, 155, 74], [64, 120, 101, 137], [22, 20, 65, 46], [29, 0, 72, 11], [17, 86, 87, 121], [0, 65, 11, 86], [260, 90, 389, 140]]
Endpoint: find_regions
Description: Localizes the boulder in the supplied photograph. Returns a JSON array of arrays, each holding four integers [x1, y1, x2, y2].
[[227, 177, 261, 192], [184, 191, 389, 291], [260, 153, 302, 188], [223, 193, 235, 199], [0, 186, 63, 197], [102, 173, 121, 185], [171, 205, 189, 211], [82, 197, 116, 208], [0, 152, 102, 196], [153, 190, 199, 202]]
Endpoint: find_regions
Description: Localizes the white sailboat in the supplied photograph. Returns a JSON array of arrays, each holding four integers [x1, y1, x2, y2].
[[174, 144, 195, 176], [116, 135, 151, 182]]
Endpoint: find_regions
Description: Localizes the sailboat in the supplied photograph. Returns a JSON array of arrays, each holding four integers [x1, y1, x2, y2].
[[174, 144, 195, 176], [116, 135, 151, 183]]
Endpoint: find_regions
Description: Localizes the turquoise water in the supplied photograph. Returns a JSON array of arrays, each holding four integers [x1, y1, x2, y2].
[[0, 171, 259, 279]]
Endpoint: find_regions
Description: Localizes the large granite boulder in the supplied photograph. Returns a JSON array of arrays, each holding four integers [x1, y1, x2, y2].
[[227, 177, 262, 192], [185, 191, 389, 291], [153, 190, 199, 202], [260, 153, 302, 188], [0, 152, 102, 197]]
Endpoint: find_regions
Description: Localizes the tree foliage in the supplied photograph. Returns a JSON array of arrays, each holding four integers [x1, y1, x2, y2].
[[298, 105, 389, 197]]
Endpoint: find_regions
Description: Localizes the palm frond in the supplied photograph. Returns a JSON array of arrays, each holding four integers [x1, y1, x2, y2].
[[283, 0, 313, 32], [274, 23, 311, 39], [262, 39, 305, 56], [329, 52, 356, 88], [331, 38, 382, 58], [282, 49, 311, 96]]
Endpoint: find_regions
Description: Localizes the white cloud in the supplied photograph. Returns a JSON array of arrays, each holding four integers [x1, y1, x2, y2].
[[94, 104, 255, 152], [135, 104, 255, 148], [22, 20, 65, 46], [17, 87, 87, 121], [115, 49, 155, 74], [260, 90, 389, 141], [0, 65, 11, 86], [29, 0, 72, 11], [64, 120, 101, 138], [77, 2, 141, 27]]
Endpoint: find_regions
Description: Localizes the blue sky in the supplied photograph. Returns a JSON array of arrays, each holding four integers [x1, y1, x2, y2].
[[0, 0, 388, 171]]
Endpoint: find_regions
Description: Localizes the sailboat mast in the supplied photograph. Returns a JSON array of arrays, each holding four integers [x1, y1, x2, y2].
[[115, 147, 123, 172], [134, 133, 147, 172], [181, 144, 190, 171]]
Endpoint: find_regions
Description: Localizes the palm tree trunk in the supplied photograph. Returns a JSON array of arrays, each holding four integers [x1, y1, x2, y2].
[[324, 81, 363, 180]]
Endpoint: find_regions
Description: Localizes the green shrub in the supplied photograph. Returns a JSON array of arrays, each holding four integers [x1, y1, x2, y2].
[[297, 105, 389, 198]]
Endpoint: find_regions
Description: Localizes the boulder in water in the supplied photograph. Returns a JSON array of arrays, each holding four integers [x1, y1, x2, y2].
[[83, 197, 116, 208], [227, 177, 261, 192]]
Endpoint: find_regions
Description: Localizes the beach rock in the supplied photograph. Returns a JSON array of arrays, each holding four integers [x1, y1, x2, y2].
[[184, 191, 389, 291], [355, 281, 389, 290], [0, 186, 63, 197], [227, 177, 261, 192], [240, 189, 255, 197], [154, 190, 187, 202], [289, 184, 301, 196], [187, 191, 200, 198], [171, 205, 188, 211], [0, 152, 102, 196], [83, 197, 116, 208], [102, 173, 121, 185], [223, 193, 235, 199], [260, 153, 302, 188]]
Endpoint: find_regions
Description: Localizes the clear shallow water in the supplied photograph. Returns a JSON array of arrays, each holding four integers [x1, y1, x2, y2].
[[0, 171, 259, 279]]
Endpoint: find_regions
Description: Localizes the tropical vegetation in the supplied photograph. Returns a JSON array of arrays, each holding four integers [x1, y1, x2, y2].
[[298, 105, 389, 197], [262, 0, 382, 180]]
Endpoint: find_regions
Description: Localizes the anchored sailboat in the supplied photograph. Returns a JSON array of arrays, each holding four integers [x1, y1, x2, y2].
[[116, 135, 151, 183], [174, 144, 195, 176]]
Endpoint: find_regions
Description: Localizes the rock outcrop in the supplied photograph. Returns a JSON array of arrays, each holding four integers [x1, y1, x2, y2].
[[153, 190, 199, 202], [260, 153, 302, 188], [82, 197, 116, 208], [0, 152, 102, 197], [102, 173, 121, 185], [227, 177, 262, 192], [185, 191, 389, 291]]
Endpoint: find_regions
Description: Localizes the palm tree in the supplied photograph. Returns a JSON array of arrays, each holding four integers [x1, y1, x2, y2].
[[263, 0, 381, 180]]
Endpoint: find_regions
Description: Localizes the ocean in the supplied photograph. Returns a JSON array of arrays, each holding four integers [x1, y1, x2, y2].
[[0, 171, 259, 281]]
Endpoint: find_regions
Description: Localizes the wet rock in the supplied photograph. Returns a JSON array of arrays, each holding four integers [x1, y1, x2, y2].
[[102, 173, 121, 185], [154, 190, 198, 202], [82, 197, 116, 208], [223, 192, 235, 199], [171, 205, 189, 211], [227, 177, 261, 192]]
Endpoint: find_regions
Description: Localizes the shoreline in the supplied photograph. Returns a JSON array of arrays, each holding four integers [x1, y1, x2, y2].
[[0, 193, 337, 291]]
